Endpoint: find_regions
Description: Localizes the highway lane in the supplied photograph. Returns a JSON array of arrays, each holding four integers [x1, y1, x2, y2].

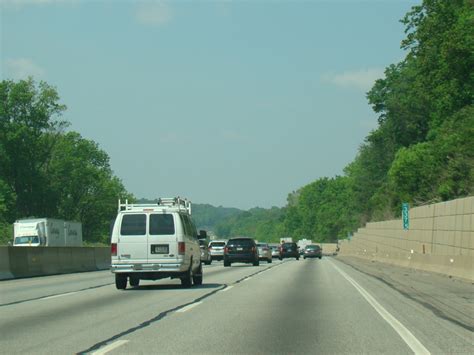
[[0, 261, 277, 354], [0, 258, 472, 354]]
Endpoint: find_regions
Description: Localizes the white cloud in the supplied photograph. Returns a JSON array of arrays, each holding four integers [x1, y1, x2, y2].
[[323, 68, 384, 91], [4, 58, 45, 80], [135, 1, 172, 27]]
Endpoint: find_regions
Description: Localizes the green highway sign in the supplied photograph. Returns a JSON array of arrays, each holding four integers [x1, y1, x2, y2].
[[402, 203, 409, 230]]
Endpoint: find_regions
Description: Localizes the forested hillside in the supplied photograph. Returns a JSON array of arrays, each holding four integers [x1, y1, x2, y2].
[[216, 0, 473, 243], [136, 198, 242, 231], [215, 207, 286, 243]]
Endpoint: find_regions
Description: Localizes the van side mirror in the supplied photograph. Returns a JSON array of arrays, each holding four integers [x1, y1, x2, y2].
[[198, 230, 207, 239]]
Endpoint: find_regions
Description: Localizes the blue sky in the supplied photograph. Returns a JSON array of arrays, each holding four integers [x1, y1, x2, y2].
[[1, 0, 418, 209]]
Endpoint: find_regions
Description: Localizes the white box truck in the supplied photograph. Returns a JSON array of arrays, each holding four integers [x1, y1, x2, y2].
[[13, 218, 83, 247]]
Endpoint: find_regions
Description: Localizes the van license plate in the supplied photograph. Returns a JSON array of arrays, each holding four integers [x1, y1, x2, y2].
[[152, 245, 169, 254]]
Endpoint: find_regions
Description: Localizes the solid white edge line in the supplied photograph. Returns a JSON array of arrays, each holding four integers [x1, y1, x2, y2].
[[41, 291, 78, 300], [91, 340, 129, 355], [176, 301, 203, 313], [329, 260, 430, 355], [220, 285, 234, 292]]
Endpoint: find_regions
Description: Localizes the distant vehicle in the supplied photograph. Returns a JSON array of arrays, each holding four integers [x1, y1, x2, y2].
[[110, 198, 206, 290], [257, 243, 272, 263], [208, 240, 226, 261], [270, 244, 280, 258], [280, 237, 293, 244], [303, 245, 322, 259], [223, 237, 259, 267], [199, 239, 212, 265], [279, 242, 299, 260], [13, 218, 82, 247]]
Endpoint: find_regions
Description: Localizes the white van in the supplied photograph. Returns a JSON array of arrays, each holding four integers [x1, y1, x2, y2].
[[110, 198, 206, 290]]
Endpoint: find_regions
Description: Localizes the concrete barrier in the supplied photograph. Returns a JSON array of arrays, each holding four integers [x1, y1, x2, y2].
[[0, 246, 110, 280], [0, 247, 13, 280], [94, 247, 111, 270], [320, 243, 338, 255], [9, 247, 30, 277], [339, 196, 474, 281]]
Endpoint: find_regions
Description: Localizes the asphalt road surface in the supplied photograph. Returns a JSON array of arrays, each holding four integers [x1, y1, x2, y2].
[[0, 257, 472, 354]]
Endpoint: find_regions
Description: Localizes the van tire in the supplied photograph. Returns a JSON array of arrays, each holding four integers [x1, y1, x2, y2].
[[129, 276, 140, 287], [181, 265, 193, 288], [115, 274, 127, 290], [193, 263, 203, 286]]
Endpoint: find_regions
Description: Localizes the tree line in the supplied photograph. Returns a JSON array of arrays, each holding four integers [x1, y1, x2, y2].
[[215, 0, 473, 243], [0, 78, 132, 245]]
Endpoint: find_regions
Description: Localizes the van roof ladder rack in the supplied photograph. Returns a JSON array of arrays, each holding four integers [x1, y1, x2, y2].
[[118, 197, 192, 215]]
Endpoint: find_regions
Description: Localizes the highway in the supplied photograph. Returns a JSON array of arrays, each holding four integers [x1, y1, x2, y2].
[[0, 257, 472, 354]]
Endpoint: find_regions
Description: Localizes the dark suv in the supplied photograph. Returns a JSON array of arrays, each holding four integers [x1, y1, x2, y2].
[[279, 242, 299, 260], [303, 244, 322, 259], [224, 237, 259, 267]]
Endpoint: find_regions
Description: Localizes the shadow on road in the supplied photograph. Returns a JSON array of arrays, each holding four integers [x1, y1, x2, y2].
[[127, 283, 224, 291]]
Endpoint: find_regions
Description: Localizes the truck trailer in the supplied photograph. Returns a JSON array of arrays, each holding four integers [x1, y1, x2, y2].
[[13, 218, 82, 247]]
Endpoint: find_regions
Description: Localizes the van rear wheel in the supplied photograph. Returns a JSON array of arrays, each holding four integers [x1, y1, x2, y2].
[[192, 263, 203, 286], [181, 265, 193, 288], [115, 274, 127, 290]]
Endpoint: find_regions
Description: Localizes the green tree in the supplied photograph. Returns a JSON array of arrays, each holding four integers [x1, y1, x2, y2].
[[0, 78, 67, 219], [48, 132, 132, 243]]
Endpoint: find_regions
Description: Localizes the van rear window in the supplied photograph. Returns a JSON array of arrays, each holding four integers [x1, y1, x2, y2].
[[150, 214, 175, 235], [120, 214, 146, 235]]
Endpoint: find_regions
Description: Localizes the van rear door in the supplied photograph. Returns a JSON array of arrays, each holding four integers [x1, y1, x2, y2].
[[147, 213, 178, 263], [118, 213, 148, 263]]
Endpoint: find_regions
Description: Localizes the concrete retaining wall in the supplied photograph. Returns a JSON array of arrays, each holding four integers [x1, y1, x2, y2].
[[320, 243, 338, 255], [0, 246, 110, 280], [339, 196, 474, 281]]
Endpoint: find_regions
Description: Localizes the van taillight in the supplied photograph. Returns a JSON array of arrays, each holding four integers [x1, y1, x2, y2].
[[111, 243, 117, 256], [178, 242, 185, 255], [224, 246, 229, 254]]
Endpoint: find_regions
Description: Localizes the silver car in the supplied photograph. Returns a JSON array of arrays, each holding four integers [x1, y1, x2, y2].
[[208, 240, 226, 261], [199, 239, 212, 265], [270, 244, 280, 258], [257, 243, 272, 263]]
